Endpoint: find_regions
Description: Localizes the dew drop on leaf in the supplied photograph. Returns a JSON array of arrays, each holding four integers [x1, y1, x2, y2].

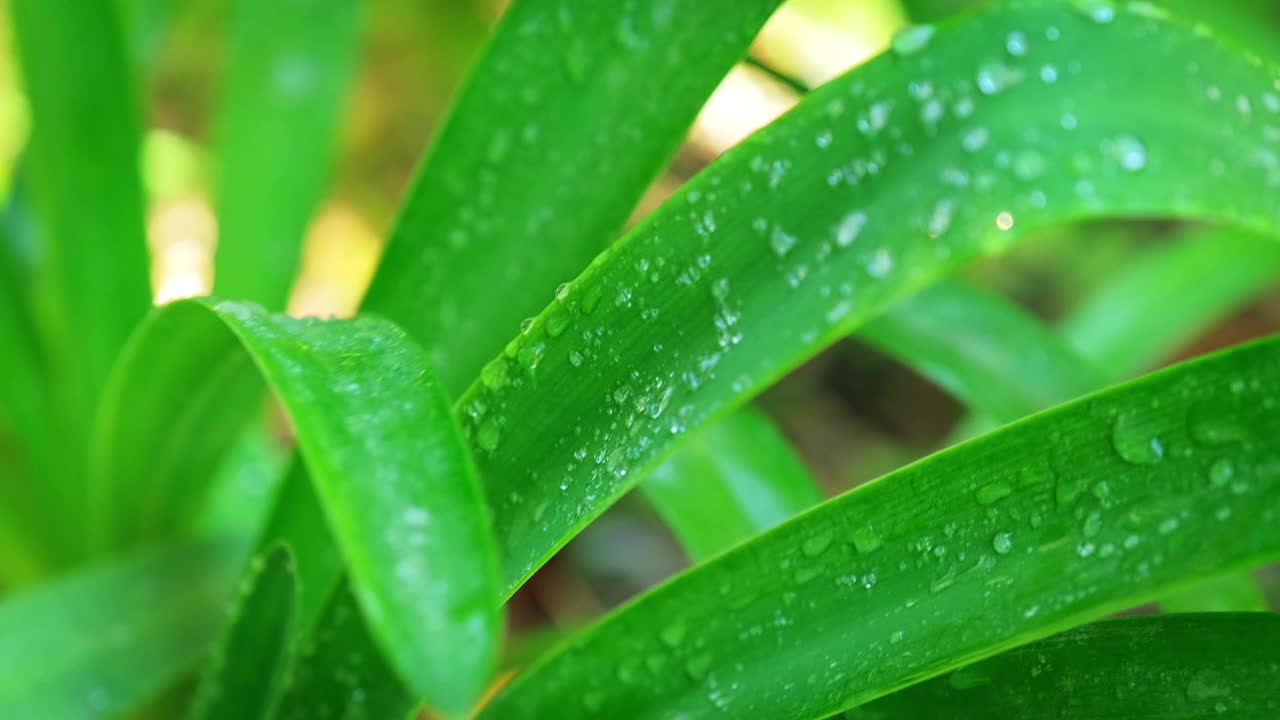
[[890, 24, 936, 57], [1111, 411, 1164, 465]]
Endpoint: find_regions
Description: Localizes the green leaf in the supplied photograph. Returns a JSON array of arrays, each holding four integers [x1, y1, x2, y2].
[[0, 540, 239, 719], [274, 584, 417, 720], [481, 333, 1280, 719], [861, 279, 1104, 422], [1061, 226, 1280, 379], [189, 544, 297, 720], [9, 0, 151, 521], [94, 298, 501, 716], [452, 0, 1280, 596], [845, 613, 1280, 718], [212, 0, 362, 308], [362, 0, 785, 394], [1158, 573, 1269, 614], [644, 407, 822, 562]]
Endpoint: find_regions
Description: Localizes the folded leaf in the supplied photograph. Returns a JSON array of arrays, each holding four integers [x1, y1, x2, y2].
[[94, 299, 500, 716]]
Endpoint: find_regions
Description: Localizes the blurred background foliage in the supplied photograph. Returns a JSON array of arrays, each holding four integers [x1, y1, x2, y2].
[[0, 0, 1277, 631]]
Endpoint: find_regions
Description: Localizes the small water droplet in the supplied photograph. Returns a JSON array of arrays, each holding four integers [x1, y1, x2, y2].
[[851, 527, 882, 554], [995, 211, 1015, 231], [769, 226, 797, 257], [976, 481, 1013, 505], [1106, 135, 1148, 172], [1072, 0, 1117, 24], [1006, 31, 1029, 56], [660, 622, 687, 648], [1209, 458, 1235, 487], [992, 532, 1013, 555], [802, 530, 834, 557], [891, 24, 936, 56], [835, 211, 867, 247]]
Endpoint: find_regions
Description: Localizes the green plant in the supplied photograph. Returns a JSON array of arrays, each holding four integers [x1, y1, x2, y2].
[[1, 0, 1278, 718]]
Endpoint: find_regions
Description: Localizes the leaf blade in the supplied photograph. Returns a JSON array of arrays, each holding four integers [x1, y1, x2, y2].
[[362, 0, 785, 394], [482, 333, 1280, 719], [453, 0, 1280, 596]]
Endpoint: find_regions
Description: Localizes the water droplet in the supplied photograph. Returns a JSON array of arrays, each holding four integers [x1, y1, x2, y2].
[[930, 572, 957, 593], [660, 622, 687, 647], [835, 211, 867, 247], [1072, 0, 1117, 24], [1006, 31, 1029, 56], [476, 419, 501, 452], [1106, 135, 1148, 172], [684, 652, 713, 680], [889, 630, 905, 644], [995, 211, 1015, 231], [992, 532, 1013, 554], [976, 61, 1020, 96], [891, 24, 936, 56], [1039, 65, 1059, 84], [976, 481, 1013, 505], [770, 226, 797, 257], [1111, 411, 1164, 465], [1209, 458, 1235, 487], [1013, 149, 1047, 180], [866, 248, 892, 278], [963, 126, 990, 152], [851, 527, 882, 554], [802, 530, 834, 557], [1158, 517, 1179, 535], [928, 199, 956, 237]]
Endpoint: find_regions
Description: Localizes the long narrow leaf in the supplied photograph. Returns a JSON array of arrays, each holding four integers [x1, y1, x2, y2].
[[362, 0, 785, 394], [846, 613, 1280, 718], [644, 407, 822, 562], [0, 540, 238, 718], [484, 333, 1280, 718], [452, 0, 1280, 595], [94, 299, 500, 716], [9, 0, 151, 560], [189, 544, 297, 720], [212, 0, 362, 308], [862, 279, 1105, 421], [1061, 226, 1280, 379]]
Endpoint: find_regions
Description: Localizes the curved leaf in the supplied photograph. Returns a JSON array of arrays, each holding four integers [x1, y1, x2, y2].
[[482, 333, 1280, 719], [189, 544, 297, 720], [862, 278, 1104, 422], [212, 0, 362, 308], [846, 613, 1280, 718], [644, 407, 822, 562], [452, 0, 1280, 595], [0, 540, 238, 719], [1061, 226, 1280, 379], [362, 0, 785, 393], [94, 298, 499, 716], [10, 0, 151, 561]]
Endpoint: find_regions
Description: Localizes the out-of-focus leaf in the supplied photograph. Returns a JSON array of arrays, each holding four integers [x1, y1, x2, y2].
[[482, 334, 1280, 719], [1159, 573, 1269, 614], [189, 544, 297, 720], [644, 407, 822, 562], [845, 613, 1280, 718], [0, 540, 238, 719], [9, 0, 151, 560], [362, 0, 785, 394], [449, 0, 1280, 596], [1061, 227, 1280, 379], [94, 299, 501, 715], [274, 584, 417, 720], [212, 0, 362, 308], [862, 279, 1104, 421]]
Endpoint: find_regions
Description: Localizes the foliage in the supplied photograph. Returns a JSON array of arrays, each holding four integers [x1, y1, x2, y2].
[[0, 1, 1277, 719]]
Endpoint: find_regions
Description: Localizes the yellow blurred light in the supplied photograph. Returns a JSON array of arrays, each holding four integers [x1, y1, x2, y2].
[[285, 204, 382, 319], [148, 197, 216, 305]]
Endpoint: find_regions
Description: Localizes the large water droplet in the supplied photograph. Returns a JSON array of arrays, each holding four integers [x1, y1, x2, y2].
[[851, 527, 882, 554], [802, 529, 834, 557], [975, 481, 1012, 505], [992, 532, 1013, 555], [1111, 411, 1164, 465]]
